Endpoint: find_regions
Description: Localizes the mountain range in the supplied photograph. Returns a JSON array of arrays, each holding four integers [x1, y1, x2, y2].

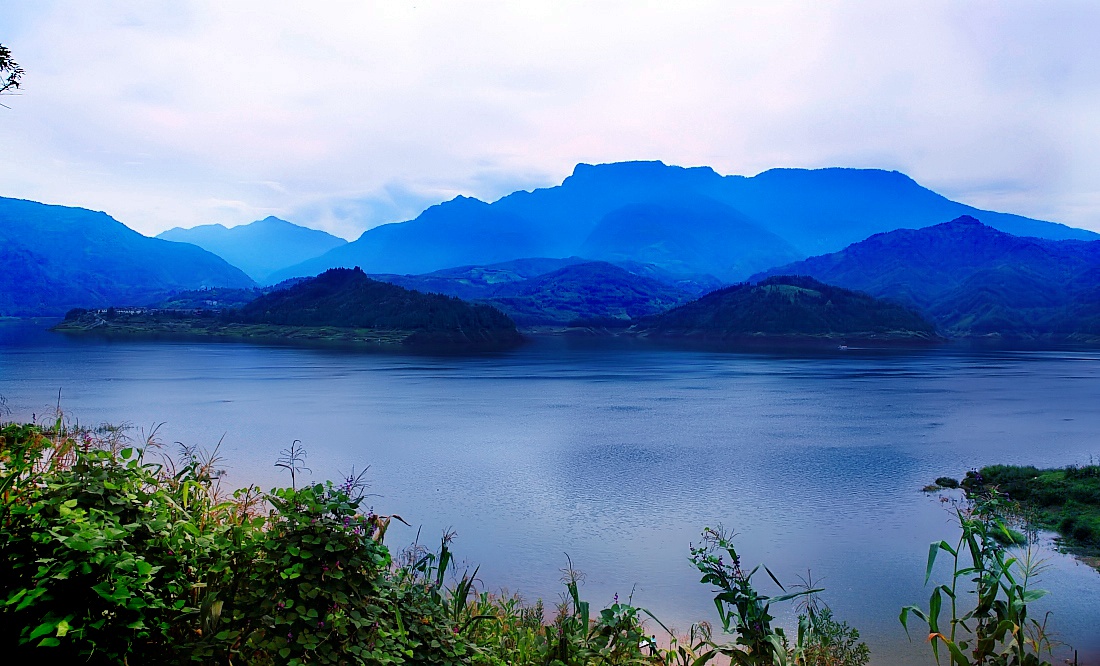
[[5, 162, 1100, 340], [751, 216, 1100, 339], [0, 196, 254, 316], [157, 216, 347, 283], [269, 162, 1096, 283]]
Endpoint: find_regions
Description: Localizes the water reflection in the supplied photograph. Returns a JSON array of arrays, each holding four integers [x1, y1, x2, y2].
[[2, 320, 1099, 664]]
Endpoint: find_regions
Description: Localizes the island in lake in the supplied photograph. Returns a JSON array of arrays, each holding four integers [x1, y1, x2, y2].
[[55, 267, 523, 349]]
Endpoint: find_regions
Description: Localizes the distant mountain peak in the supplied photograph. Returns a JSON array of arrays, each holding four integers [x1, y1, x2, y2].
[[940, 214, 985, 227], [157, 215, 347, 283], [255, 215, 293, 226], [567, 160, 720, 183]]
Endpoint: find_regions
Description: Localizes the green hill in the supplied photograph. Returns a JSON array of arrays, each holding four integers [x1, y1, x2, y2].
[[236, 267, 521, 345], [751, 216, 1100, 339], [642, 275, 936, 343]]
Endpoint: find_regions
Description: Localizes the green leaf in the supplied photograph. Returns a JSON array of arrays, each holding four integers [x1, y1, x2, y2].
[[29, 621, 56, 640]]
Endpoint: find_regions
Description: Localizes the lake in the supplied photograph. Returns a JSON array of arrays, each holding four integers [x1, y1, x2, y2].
[[2, 319, 1099, 664]]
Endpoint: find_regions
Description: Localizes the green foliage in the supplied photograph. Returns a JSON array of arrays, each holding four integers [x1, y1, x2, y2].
[[797, 608, 870, 666], [0, 421, 252, 662], [962, 464, 1100, 548], [688, 527, 867, 666], [900, 493, 1057, 665]]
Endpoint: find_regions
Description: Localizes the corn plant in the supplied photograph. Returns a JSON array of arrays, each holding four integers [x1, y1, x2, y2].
[[900, 492, 1058, 665], [689, 526, 827, 666]]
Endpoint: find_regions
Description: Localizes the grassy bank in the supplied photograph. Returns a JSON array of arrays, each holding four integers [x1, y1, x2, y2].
[[952, 463, 1100, 554]]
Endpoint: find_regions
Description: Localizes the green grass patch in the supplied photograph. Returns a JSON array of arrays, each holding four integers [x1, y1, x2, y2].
[[962, 463, 1100, 549]]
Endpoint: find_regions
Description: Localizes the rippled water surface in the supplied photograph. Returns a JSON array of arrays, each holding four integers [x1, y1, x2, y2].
[[3, 320, 1099, 664]]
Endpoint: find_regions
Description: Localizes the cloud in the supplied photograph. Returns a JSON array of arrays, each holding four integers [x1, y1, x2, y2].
[[1, 0, 1099, 235]]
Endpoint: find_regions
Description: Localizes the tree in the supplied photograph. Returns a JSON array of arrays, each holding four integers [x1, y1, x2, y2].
[[1, 43, 24, 95]]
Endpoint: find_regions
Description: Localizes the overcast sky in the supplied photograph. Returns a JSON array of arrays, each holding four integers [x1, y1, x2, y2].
[[2, 1, 1100, 238]]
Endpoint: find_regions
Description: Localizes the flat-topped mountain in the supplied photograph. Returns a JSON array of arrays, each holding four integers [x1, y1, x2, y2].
[[0, 196, 254, 316], [641, 275, 936, 342], [271, 161, 1096, 283], [158, 216, 347, 283], [751, 216, 1100, 338]]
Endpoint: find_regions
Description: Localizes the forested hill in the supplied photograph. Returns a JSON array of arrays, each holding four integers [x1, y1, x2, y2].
[[750, 216, 1100, 339], [235, 267, 521, 345], [642, 275, 936, 342], [0, 196, 254, 316]]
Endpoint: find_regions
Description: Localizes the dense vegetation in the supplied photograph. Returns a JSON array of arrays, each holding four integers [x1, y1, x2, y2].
[[155, 287, 269, 310], [2, 416, 1075, 665], [0, 196, 254, 316], [235, 268, 520, 345], [955, 463, 1100, 548], [484, 262, 693, 326], [642, 275, 936, 342], [752, 217, 1100, 340]]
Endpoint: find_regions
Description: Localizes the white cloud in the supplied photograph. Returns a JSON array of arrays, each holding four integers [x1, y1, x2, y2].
[[2, 0, 1099, 235]]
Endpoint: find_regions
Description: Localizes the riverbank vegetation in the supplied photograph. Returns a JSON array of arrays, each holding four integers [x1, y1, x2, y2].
[[0, 418, 1072, 664], [937, 463, 1100, 553]]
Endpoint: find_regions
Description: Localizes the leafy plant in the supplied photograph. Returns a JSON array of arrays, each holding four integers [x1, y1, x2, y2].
[[900, 491, 1058, 665], [689, 526, 839, 666]]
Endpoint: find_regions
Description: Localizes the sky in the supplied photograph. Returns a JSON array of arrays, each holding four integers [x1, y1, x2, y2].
[[2, 1, 1100, 239]]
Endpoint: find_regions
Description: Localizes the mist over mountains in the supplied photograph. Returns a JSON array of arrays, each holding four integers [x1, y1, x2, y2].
[[270, 161, 1095, 283], [157, 217, 347, 282]]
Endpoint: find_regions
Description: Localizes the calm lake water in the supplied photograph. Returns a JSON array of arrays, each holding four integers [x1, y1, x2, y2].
[[3, 319, 1099, 664]]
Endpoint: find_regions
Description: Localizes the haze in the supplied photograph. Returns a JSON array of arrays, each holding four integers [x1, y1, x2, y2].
[[2, 1, 1099, 238]]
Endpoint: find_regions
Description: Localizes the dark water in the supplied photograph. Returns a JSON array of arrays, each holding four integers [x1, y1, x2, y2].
[[3, 319, 1099, 664]]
